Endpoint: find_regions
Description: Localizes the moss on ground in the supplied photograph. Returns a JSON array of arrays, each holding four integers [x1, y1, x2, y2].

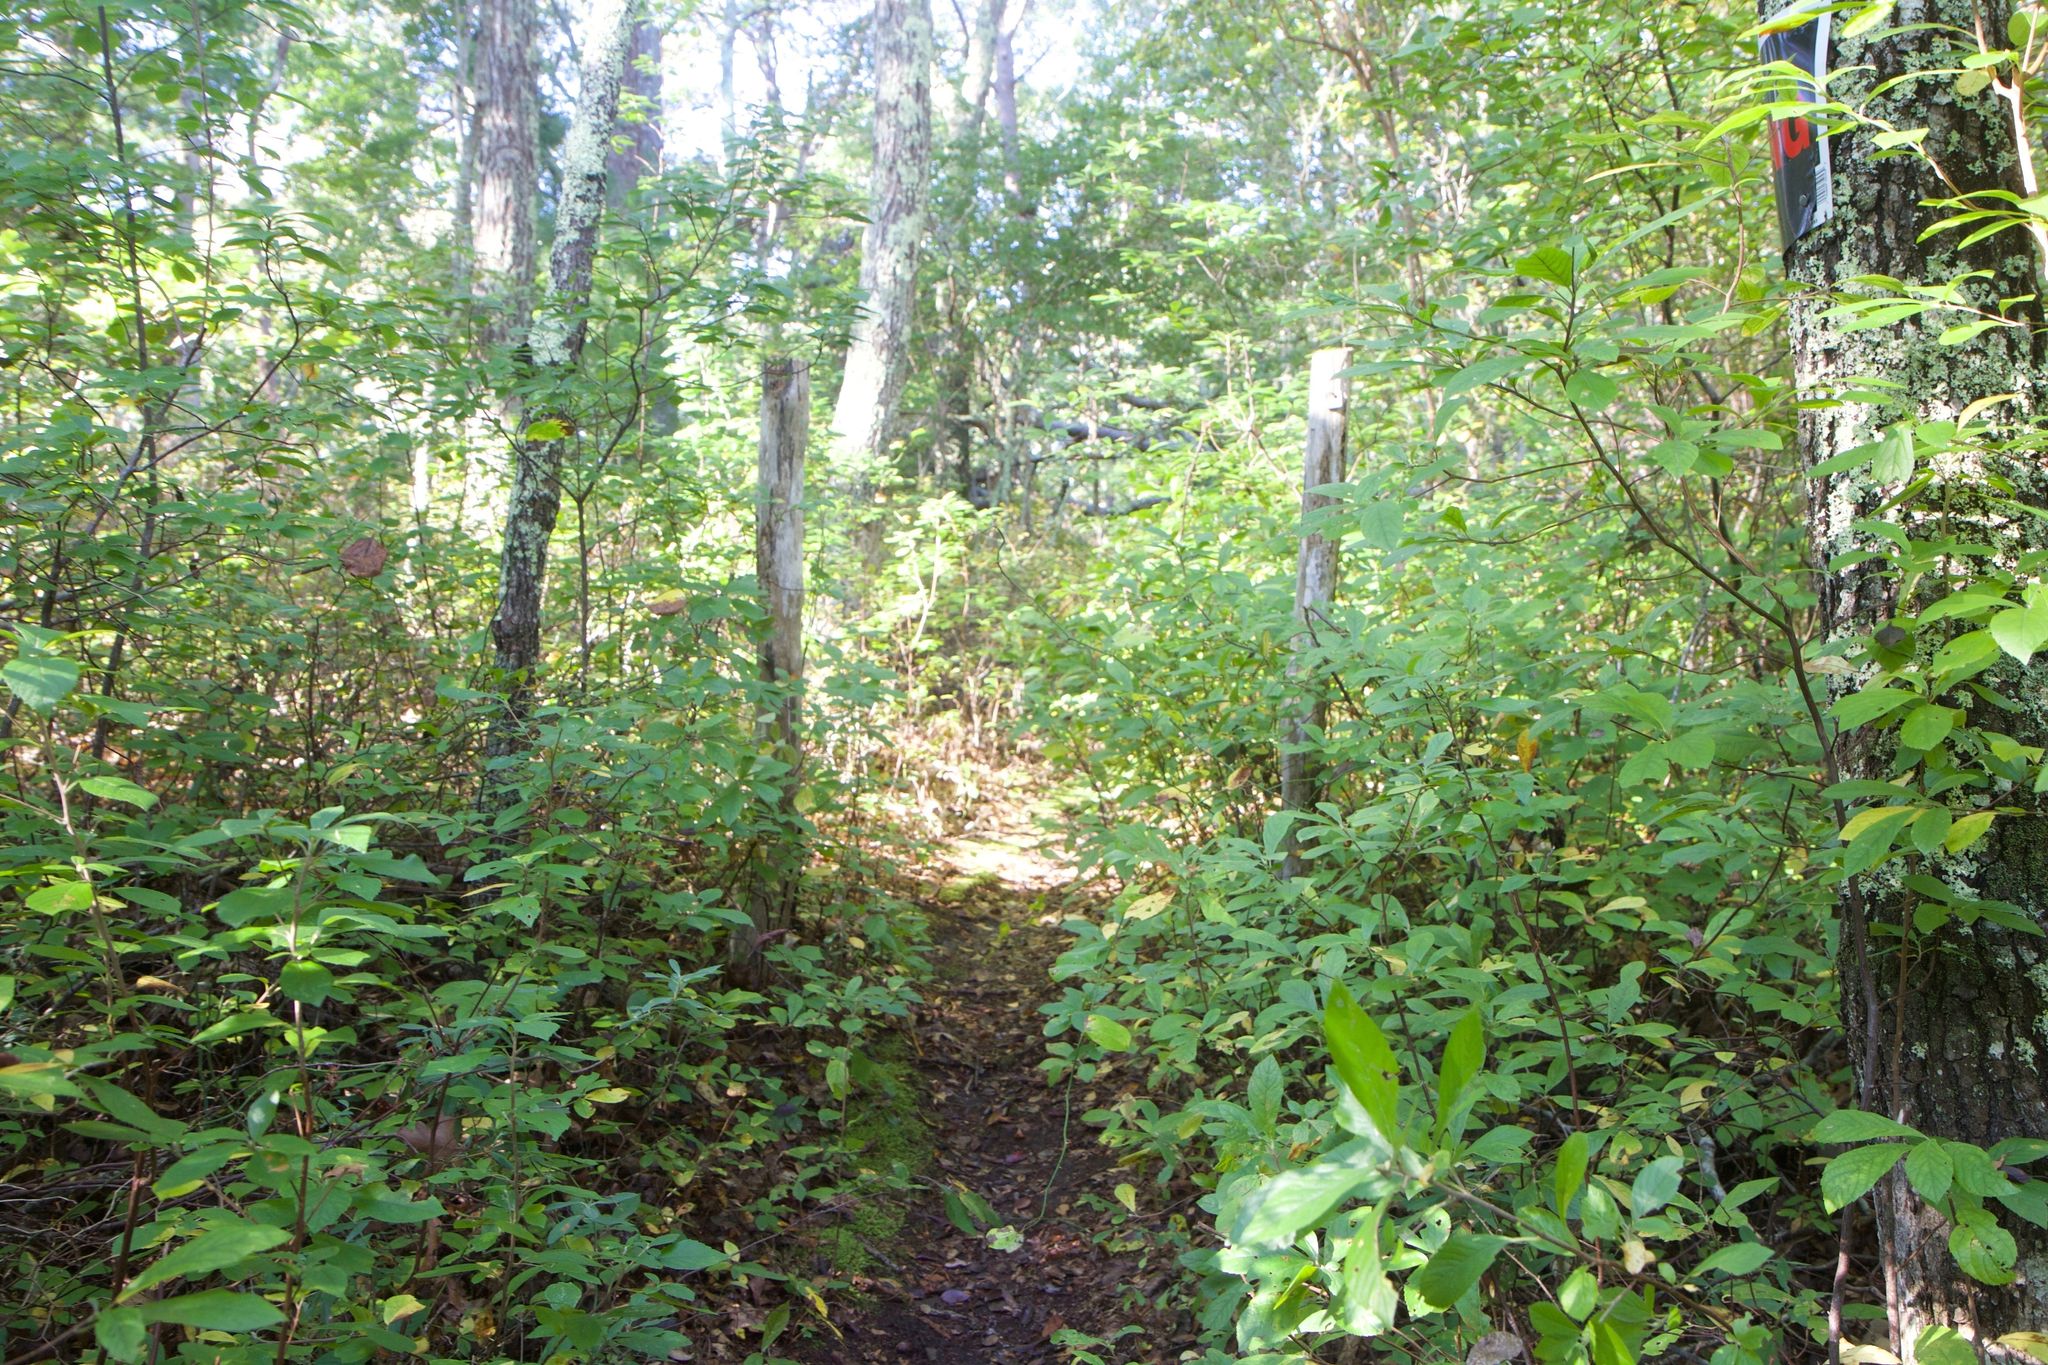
[[818, 1034, 931, 1280]]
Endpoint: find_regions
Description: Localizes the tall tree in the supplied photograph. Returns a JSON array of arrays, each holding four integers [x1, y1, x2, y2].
[[605, 15, 662, 207], [827, 0, 933, 490], [464, 0, 538, 526], [485, 0, 640, 760], [469, 0, 537, 350], [1772, 1, 2048, 1352]]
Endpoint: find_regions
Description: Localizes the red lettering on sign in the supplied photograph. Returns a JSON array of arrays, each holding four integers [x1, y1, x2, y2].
[[1770, 116, 1813, 168]]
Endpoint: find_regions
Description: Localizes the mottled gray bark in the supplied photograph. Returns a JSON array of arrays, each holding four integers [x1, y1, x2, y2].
[[484, 0, 638, 765], [1771, 2, 2048, 1355], [1279, 347, 1348, 881], [733, 357, 811, 981], [827, 0, 934, 489]]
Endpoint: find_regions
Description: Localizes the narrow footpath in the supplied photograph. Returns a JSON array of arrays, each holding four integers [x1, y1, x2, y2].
[[798, 812, 1187, 1364]]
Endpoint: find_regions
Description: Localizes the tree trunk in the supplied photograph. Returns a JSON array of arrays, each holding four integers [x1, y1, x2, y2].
[[605, 17, 662, 208], [1279, 347, 1349, 881], [733, 357, 811, 982], [993, 18, 1021, 206], [827, 0, 934, 492], [483, 0, 638, 765], [1771, 2, 2048, 1355], [470, 0, 537, 349], [464, 0, 538, 530]]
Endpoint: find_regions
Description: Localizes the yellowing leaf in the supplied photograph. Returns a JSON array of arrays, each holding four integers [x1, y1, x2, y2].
[[382, 1293, 426, 1325]]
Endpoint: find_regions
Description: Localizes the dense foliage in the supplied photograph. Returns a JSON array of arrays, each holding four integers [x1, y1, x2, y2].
[[11, 0, 2048, 1362]]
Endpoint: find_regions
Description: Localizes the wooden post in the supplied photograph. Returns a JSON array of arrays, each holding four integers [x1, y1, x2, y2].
[[733, 357, 809, 981], [1280, 347, 1351, 880]]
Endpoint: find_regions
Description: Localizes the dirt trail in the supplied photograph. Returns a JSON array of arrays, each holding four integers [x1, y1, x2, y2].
[[797, 813, 1184, 1364]]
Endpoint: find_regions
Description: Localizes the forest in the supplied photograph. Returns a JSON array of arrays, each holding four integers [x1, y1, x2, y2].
[[10, 0, 2048, 1361]]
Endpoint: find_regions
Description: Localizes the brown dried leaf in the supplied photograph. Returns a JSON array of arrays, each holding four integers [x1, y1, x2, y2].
[[340, 537, 389, 577], [648, 596, 689, 617]]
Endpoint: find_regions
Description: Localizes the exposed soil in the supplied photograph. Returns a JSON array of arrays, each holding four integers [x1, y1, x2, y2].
[[793, 813, 1190, 1364]]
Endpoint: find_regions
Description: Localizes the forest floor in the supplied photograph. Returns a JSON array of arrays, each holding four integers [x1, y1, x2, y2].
[[792, 793, 1189, 1364]]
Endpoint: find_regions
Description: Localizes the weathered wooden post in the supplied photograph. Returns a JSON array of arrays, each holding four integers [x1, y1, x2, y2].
[[1280, 346, 1350, 880], [732, 356, 809, 981]]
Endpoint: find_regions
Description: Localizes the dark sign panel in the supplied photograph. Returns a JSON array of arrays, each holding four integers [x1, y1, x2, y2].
[[1759, 2, 1834, 247]]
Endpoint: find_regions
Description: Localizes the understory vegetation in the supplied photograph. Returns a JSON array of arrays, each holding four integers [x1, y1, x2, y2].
[[11, 0, 2048, 1363]]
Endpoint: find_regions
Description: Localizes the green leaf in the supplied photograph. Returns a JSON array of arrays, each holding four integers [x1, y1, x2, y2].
[[523, 418, 569, 442], [1555, 1130, 1590, 1216], [2, 649, 81, 713], [1811, 1110, 1923, 1143], [1234, 1162, 1375, 1249], [94, 1307, 147, 1363], [25, 880, 93, 914], [1324, 982, 1401, 1145], [138, 1289, 286, 1331], [1083, 1014, 1132, 1052], [659, 1238, 728, 1271], [79, 775, 158, 808], [1333, 1201, 1397, 1334], [1434, 1008, 1485, 1141], [1516, 245, 1574, 286], [1629, 1155, 1683, 1216], [1841, 806, 1921, 877], [1898, 704, 1957, 751], [1248, 1055, 1285, 1135], [1830, 685, 1918, 729], [1872, 423, 1916, 482], [1820, 1144, 1906, 1213], [279, 960, 333, 1007], [80, 1080, 187, 1141], [1919, 1326, 1981, 1365], [1904, 1139, 1954, 1203], [1412, 1232, 1506, 1311], [1950, 1218, 2018, 1284], [1991, 586, 2048, 664], [1359, 501, 1404, 551], [1566, 368, 1619, 410], [120, 1221, 291, 1301], [1693, 1241, 1775, 1277]]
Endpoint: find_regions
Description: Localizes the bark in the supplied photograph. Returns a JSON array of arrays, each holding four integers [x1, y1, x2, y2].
[[993, 20, 1021, 206], [470, 0, 537, 350], [484, 0, 638, 764], [605, 17, 662, 209], [733, 357, 811, 982], [452, 0, 476, 300], [718, 0, 737, 161], [1279, 347, 1349, 880], [465, 0, 538, 529], [827, 0, 934, 489], [1771, 2, 2048, 1356]]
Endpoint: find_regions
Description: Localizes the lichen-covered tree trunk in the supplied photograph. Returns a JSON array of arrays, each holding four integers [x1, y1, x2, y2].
[[463, 0, 537, 530], [484, 0, 638, 765], [827, 0, 933, 494], [1770, 1, 2048, 1353]]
